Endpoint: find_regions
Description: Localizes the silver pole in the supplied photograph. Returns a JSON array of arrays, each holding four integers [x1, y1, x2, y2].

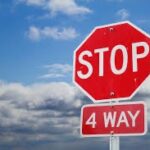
[[110, 134, 120, 150], [109, 97, 120, 150]]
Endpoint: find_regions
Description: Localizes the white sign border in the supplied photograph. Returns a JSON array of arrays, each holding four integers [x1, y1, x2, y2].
[[80, 101, 147, 137], [73, 21, 150, 103]]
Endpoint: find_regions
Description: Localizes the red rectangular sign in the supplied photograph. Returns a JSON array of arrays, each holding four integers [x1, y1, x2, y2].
[[81, 102, 147, 137]]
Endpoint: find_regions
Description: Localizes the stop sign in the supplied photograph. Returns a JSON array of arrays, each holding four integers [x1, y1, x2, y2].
[[73, 21, 150, 102]]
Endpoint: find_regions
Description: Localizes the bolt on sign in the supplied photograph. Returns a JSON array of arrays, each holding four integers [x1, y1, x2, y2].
[[81, 102, 147, 137], [73, 21, 150, 102]]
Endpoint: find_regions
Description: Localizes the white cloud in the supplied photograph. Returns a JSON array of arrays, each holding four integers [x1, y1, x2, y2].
[[27, 26, 79, 41], [47, 0, 92, 16], [40, 64, 72, 79], [0, 81, 85, 144], [0, 78, 150, 147], [18, 0, 92, 16], [138, 76, 150, 95], [116, 8, 130, 20], [27, 26, 41, 41], [0, 81, 81, 108]]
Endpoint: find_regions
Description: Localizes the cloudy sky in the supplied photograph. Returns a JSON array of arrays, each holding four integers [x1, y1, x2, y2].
[[0, 0, 150, 150]]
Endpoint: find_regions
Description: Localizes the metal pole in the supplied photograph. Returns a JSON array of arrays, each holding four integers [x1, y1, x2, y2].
[[110, 134, 120, 150], [109, 97, 120, 150]]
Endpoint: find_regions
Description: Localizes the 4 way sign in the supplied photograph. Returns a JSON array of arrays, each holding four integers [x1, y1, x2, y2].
[[73, 21, 150, 102], [81, 102, 147, 136]]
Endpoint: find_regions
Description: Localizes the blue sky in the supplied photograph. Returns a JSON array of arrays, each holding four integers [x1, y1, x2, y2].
[[1, 0, 150, 84], [0, 0, 150, 150]]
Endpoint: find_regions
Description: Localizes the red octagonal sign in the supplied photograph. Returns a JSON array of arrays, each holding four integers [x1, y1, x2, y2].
[[73, 21, 150, 102]]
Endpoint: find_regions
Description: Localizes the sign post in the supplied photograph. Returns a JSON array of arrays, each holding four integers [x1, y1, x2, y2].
[[73, 21, 149, 150], [110, 136, 119, 150], [110, 100, 120, 150]]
